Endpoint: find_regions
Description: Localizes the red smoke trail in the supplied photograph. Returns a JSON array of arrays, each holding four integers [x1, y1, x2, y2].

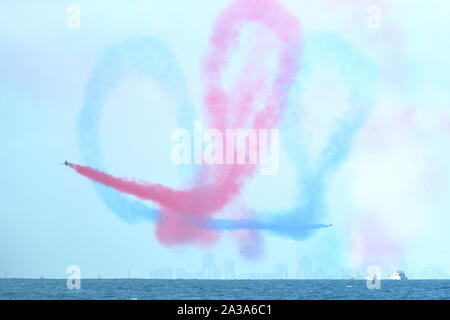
[[199, 0, 301, 252], [72, 0, 302, 246], [70, 163, 251, 217]]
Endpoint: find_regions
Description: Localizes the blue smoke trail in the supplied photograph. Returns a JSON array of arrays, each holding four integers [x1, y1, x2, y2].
[[79, 32, 377, 242], [207, 32, 379, 240], [79, 36, 195, 223]]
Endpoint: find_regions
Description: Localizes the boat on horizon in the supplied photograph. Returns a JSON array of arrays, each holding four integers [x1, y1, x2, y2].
[[390, 270, 408, 280]]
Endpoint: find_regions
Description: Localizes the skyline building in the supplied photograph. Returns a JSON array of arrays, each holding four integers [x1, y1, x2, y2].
[[298, 256, 312, 279]]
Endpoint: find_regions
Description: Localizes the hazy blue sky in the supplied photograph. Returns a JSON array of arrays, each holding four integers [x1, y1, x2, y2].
[[1, 0, 450, 279]]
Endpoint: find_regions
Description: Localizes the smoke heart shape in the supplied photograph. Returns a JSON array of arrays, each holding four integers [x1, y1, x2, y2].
[[75, 0, 303, 246], [74, 0, 378, 250]]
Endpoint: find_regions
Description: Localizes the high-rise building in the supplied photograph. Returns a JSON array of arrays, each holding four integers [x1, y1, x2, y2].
[[298, 256, 311, 279], [175, 268, 186, 279], [275, 263, 289, 279], [203, 253, 218, 279]]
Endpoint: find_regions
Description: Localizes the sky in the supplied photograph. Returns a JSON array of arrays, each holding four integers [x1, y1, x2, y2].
[[1, 0, 450, 279]]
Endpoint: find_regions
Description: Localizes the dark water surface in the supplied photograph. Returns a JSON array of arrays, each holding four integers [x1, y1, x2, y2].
[[1, 279, 449, 300]]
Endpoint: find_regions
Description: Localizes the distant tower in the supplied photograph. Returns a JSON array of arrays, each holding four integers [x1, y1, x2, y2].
[[203, 253, 215, 279], [224, 259, 235, 280], [316, 266, 325, 279], [299, 256, 311, 279]]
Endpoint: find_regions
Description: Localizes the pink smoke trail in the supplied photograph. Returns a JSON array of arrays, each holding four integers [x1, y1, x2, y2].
[[199, 0, 302, 252], [70, 163, 239, 215]]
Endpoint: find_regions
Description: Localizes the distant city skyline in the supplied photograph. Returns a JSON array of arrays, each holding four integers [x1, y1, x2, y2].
[[5, 253, 445, 280]]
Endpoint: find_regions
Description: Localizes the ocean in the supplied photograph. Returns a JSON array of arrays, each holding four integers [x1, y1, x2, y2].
[[1, 279, 449, 300]]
